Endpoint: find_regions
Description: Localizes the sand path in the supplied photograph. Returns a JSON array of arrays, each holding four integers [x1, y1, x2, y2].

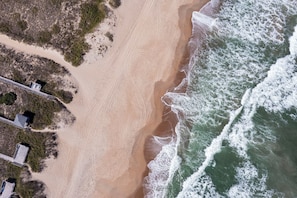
[[0, 0, 208, 197]]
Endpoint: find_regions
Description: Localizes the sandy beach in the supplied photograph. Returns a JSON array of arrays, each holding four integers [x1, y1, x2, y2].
[[0, 0, 208, 197]]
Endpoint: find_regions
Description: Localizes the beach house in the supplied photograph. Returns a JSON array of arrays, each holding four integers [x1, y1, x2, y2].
[[0, 180, 15, 198], [30, 82, 42, 91], [12, 144, 29, 167], [13, 114, 29, 129]]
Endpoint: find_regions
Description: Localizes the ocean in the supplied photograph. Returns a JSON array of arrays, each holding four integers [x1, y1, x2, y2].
[[144, 0, 297, 197]]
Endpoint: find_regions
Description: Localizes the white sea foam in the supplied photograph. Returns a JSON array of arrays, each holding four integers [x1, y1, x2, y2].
[[226, 26, 297, 197], [177, 107, 243, 198], [249, 56, 297, 112], [178, 59, 297, 196], [192, 12, 217, 30], [227, 162, 276, 198], [226, 25, 297, 197], [240, 89, 251, 106], [145, 1, 297, 198], [245, 25, 297, 113], [177, 174, 222, 198], [217, 0, 297, 44], [143, 132, 181, 198], [289, 25, 297, 55]]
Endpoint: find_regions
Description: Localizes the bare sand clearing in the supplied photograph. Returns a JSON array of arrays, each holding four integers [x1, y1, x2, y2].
[[0, 0, 208, 197]]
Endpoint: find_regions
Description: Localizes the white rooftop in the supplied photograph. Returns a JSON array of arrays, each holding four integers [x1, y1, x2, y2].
[[30, 82, 42, 91], [0, 181, 15, 198], [13, 114, 29, 128], [13, 144, 29, 167]]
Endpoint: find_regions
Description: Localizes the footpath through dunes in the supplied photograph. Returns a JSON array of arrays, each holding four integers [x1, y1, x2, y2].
[[0, 34, 73, 71], [0, 0, 208, 197]]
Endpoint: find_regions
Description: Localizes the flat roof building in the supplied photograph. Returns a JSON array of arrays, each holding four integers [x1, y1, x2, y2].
[[12, 144, 29, 167], [0, 180, 15, 198], [13, 114, 29, 129], [30, 82, 42, 91]]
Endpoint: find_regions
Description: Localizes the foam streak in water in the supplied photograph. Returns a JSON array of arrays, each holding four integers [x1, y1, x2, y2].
[[177, 107, 243, 198], [192, 12, 217, 30]]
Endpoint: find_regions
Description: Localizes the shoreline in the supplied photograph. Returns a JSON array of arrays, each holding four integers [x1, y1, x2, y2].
[[133, 0, 210, 197], [151, 0, 210, 139], [0, 0, 209, 197]]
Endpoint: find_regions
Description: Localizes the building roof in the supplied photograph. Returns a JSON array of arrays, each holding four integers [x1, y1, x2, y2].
[[13, 144, 29, 167], [13, 114, 28, 128], [0, 181, 15, 198], [30, 82, 42, 91]]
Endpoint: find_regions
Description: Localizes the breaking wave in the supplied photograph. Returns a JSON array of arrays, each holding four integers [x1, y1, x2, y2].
[[144, 0, 297, 197]]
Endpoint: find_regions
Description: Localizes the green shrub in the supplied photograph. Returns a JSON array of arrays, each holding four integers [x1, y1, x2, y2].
[[105, 32, 113, 41], [32, 7, 38, 16], [17, 20, 28, 31], [0, 92, 17, 105], [12, 69, 25, 84], [109, 0, 121, 8], [13, 13, 21, 21], [95, 0, 104, 3], [64, 1, 106, 66], [17, 181, 40, 198], [37, 30, 52, 43], [0, 55, 6, 62], [5, 162, 22, 179], [79, 3, 105, 34], [43, 83, 73, 103], [50, 0, 63, 7], [65, 39, 89, 66], [0, 23, 11, 33], [52, 24, 60, 34], [56, 90, 73, 103]]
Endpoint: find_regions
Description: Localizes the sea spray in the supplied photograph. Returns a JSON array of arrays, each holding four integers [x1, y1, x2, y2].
[[144, 0, 297, 197]]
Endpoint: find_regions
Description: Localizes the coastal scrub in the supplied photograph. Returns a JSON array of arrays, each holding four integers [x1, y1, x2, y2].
[[0, 0, 120, 66]]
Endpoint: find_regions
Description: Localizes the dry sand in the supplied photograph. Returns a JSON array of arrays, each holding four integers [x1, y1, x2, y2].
[[0, 0, 208, 197]]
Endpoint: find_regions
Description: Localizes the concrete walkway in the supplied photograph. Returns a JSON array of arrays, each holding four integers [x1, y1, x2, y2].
[[0, 116, 26, 129], [0, 153, 13, 162], [0, 75, 55, 100]]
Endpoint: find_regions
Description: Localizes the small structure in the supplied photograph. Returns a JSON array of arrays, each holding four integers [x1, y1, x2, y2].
[[0, 180, 15, 198], [13, 114, 29, 129], [12, 144, 29, 167], [30, 82, 42, 91]]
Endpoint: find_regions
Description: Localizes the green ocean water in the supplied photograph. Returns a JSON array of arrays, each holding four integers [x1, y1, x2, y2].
[[145, 0, 297, 197]]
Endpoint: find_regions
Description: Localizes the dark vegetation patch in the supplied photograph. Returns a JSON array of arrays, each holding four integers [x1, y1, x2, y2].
[[17, 20, 28, 31], [37, 30, 52, 44], [0, 92, 17, 105], [0, 0, 120, 66], [109, 0, 121, 8], [65, 38, 90, 66], [0, 124, 18, 156], [105, 32, 113, 42], [80, 2, 106, 34], [0, 44, 77, 103]]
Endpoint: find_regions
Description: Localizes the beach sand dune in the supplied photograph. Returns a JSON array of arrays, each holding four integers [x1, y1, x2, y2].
[[0, 0, 208, 197]]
